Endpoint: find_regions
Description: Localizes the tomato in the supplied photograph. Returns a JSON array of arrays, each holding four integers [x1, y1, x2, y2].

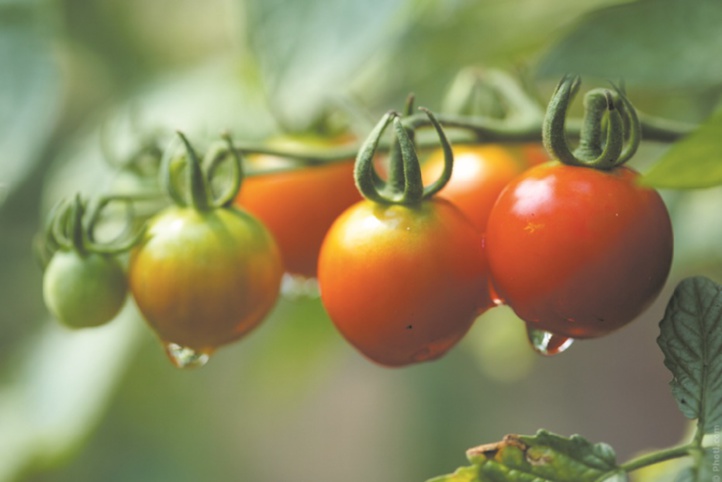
[[43, 250, 127, 328], [422, 145, 526, 231], [128, 206, 283, 354], [509, 143, 550, 167], [485, 162, 673, 339], [236, 136, 361, 278], [317, 198, 493, 367]]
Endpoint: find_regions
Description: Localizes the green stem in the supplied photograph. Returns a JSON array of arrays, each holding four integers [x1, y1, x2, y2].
[[618, 443, 695, 474], [226, 107, 692, 171], [593, 443, 695, 482]]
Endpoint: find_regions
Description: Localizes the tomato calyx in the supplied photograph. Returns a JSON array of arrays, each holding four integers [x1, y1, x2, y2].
[[355, 107, 453, 205], [39, 194, 145, 265], [162, 131, 243, 211], [543, 74, 641, 170]]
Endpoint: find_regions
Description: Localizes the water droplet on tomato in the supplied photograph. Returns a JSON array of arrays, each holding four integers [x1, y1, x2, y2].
[[525, 326, 573, 356], [164, 342, 211, 369], [488, 282, 505, 306]]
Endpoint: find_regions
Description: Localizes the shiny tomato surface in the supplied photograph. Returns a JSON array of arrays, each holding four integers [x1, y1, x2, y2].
[[422, 145, 526, 231], [485, 162, 673, 338], [236, 136, 360, 278], [318, 198, 494, 367]]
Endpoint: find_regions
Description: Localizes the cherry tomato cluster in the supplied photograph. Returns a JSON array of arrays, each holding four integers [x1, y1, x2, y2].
[[316, 82, 672, 366], [39, 131, 366, 368], [38, 76, 674, 369]]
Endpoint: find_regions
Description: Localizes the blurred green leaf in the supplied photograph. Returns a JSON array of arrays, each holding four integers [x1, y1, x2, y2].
[[427, 430, 620, 482], [657, 277, 722, 432], [244, 0, 410, 130], [640, 111, 722, 189], [0, 302, 142, 482], [0, 3, 62, 207], [377, 0, 627, 105], [537, 0, 722, 89]]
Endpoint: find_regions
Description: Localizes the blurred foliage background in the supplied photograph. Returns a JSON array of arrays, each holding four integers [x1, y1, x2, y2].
[[2, 0, 722, 480]]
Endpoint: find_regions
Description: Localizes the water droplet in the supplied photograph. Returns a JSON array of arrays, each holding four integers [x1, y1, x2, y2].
[[525, 326, 574, 356], [164, 342, 211, 369], [488, 282, 505, 306], [280, 273, 320, 299]]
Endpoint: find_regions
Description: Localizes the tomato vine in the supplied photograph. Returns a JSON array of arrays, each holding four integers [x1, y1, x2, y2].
[[32, 67, 721, 480]]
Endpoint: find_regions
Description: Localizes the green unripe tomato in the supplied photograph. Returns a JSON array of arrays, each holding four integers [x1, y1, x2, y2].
[[43, 250, 128, 328]]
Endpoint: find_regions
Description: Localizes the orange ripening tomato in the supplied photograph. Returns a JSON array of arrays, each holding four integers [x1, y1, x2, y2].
[[318, 198, 494, 367], [129, 206, 283, 354], [236, 136, 361, 278], [507, 143, 550, 167], [485, 162, 673, 339], [421, 145, 527, 232]]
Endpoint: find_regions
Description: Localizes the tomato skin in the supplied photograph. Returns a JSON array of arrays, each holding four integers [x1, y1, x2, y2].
[[43, 250, 127, 328], [128, 206, 283, 352], [507, 143, 550, 168], [485, 162, 673, 339], [317, 199, 493, 367], [236, 137, 361, 278], [421, 145, 526, 231]]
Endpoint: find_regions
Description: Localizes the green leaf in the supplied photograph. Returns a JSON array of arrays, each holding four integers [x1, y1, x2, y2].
[[427, 430, 621, 482], [0, 2, 62, 208], [657, 277, 722, 433], [0, 303, 142, 482], [536, 0, 722, 89], [640, 111, 722, 189], [244, 0, 409, 130]]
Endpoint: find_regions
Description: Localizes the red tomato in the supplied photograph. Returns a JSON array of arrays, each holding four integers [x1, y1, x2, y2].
[[421, 145, 527, 231], [318, 198, 493, 367], [485, 162, 673, 339], [236, 136, 360, 278]]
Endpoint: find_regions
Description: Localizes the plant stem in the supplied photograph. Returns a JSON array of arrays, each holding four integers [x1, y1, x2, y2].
[[230, 110, 693, 170], [619, 443, 694, 473]]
